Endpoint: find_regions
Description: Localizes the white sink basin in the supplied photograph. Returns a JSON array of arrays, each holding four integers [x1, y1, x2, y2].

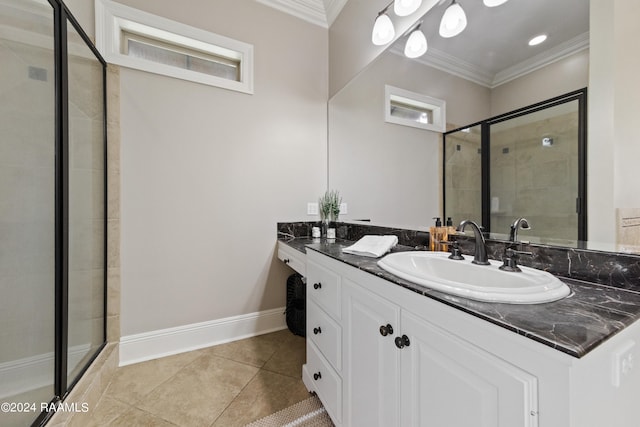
[[377, 251, 570, 304]]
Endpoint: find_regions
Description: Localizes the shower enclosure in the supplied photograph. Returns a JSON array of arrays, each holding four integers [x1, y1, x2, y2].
[[444, 89, 587, 244], [0, 0, 106, 426]]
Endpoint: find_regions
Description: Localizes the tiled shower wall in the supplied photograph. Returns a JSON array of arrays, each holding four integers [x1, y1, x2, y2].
[[490, 111, 579, 241]]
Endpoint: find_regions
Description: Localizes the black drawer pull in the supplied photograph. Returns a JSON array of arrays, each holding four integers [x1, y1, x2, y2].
[[313, 372, 322, 381], [313, 282, 322, 290], [313, 327, 322, 335], [283, 258, 290, 264]]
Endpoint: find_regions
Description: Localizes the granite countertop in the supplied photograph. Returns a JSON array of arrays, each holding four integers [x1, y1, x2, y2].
[[278, 236, 640, 359]]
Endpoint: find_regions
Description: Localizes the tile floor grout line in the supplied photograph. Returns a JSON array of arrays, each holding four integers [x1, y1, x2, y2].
[[199, 351, 274, 370], [125, 352, 208, 409], [126, 404, 182, 426], [208, 366, 264, 427]]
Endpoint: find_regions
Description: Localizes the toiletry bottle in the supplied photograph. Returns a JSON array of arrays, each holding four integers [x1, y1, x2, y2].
[[445, 217, 456, 250], [430, 217, 444, 251]]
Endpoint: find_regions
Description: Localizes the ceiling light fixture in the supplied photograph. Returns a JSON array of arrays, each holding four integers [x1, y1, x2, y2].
[[404, 22, 427, 58], [483, 0, 509, 7], [528, 34, 547, 46], [372, 3, 395, 45], [394, 0, 423, 17], [439, 0, 467, 38]]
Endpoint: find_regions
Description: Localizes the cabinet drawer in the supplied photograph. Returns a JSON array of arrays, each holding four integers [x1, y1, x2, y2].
[[307, 341, 342, 425], [277, 241, 306, 276], [307, 300, 342, 372], [307, 260, 341, 319]]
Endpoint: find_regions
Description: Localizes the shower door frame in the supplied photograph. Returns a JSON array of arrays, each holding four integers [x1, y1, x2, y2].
[[31, 0, 108, 425], [442, 88, 588, 242]]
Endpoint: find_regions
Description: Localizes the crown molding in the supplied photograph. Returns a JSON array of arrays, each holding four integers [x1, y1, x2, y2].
[[492, 32, 589, 87], [255, 0, 328, 28], [391, 31, 590, 89], [324, 0, 349, 27], [390, 43, 495, 87]]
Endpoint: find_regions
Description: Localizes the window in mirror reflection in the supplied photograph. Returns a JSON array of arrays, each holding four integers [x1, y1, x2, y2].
[[384, 85, 445, 132]]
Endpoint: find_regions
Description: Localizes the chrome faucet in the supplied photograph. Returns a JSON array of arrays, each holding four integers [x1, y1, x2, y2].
[[456, 220, 490, 265], [509, 217, 531, 242]]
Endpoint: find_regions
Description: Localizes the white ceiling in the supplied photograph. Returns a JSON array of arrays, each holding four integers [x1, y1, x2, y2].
[[408, 0, 590, 87], [258, 0, 590, 88]]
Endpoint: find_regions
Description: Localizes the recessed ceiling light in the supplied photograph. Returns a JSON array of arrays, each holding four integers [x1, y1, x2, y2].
[[528, 34, 547, 46]]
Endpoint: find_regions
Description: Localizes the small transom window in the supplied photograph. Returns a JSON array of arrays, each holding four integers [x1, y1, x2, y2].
[[96, 0, 253, 94]]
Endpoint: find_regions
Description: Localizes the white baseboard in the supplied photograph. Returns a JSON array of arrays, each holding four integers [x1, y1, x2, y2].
[[119, 307, 287, 366]]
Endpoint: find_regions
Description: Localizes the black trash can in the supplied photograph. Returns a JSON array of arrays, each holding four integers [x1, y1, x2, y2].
[[285, 273, 306, 337]]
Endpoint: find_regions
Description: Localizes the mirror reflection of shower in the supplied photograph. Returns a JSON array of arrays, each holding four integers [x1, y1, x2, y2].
[[444, 90, 587, 245]]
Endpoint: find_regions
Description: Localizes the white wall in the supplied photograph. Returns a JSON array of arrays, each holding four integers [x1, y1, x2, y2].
[[66, 0, 328, 337], [119, 0, 327, 335], [588, 0, 640, 246]]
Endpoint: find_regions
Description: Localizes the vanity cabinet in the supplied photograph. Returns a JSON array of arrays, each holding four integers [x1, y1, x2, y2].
[[342, 277, 537, 427], [302, 248, 640, 427]]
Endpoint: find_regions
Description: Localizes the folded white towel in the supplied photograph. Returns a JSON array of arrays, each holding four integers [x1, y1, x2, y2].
[[342, 235, 399, 258]]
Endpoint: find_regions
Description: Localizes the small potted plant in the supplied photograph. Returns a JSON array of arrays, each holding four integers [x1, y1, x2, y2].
[[319, 190, 341, 237]]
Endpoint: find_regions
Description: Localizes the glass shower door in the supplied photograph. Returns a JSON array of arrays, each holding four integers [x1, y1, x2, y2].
[[0, 0, 56, 425], [489, 100, 581, 242], [66, 17, 106, 387], [443, 124, 483, 226]]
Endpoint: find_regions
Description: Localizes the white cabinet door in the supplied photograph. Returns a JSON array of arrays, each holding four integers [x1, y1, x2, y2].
[[400, 310, 539, 427], [342, 278, 401, 427]]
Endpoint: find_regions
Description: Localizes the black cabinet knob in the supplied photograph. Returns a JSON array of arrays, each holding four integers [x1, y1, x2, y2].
[[313, 282, 322, 290], [395, 335, 410, 349], [283, 258, 290, 264], [313, 372, 322, 381], [313, 327, 322, 335], [379, 324, 394, 336]]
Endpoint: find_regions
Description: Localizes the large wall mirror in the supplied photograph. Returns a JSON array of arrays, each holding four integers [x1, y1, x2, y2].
[[328, 0, 640, 253]]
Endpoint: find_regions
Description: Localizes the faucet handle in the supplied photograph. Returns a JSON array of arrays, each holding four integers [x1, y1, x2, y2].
[[448, 240, 465, 260], [500, 247, 533, 272]]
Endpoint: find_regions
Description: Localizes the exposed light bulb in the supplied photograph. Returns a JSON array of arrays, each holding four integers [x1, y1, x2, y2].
[[483, 0, 509, 6], [404, 28, 427, 58], [372, 12, 395, 45], [394, 0, 423, 17], [439, 1, 467, 38]]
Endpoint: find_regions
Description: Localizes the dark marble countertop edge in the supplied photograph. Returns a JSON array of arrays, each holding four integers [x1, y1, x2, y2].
[[278, 236, 640, 359]]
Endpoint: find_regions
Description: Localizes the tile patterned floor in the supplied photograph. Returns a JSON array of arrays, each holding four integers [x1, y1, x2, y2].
[[85, 329, 309, 426]]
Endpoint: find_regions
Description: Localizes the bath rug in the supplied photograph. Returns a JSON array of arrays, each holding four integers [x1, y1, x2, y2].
[[244, 395, 334, 427]]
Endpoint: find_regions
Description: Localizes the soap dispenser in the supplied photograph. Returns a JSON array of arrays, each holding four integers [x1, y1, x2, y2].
[[444, 217, 456, 251], [446, 217, 456, 236], [429, 217, 445, 251]]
